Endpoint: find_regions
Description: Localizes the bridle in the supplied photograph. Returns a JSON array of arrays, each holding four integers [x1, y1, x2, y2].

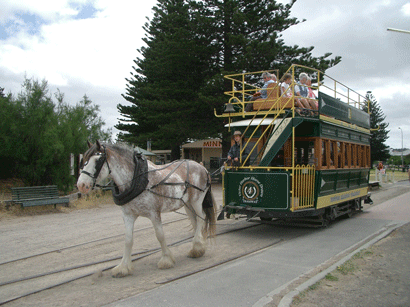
[[80, 146, 111, 189]]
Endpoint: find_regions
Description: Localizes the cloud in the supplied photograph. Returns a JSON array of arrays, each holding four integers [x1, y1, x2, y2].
[[401, 3, 410, 15], [0, 0, 408, 149]]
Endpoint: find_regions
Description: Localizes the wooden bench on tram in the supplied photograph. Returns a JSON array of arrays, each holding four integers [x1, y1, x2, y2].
[[252, 82, 294, 111], [11, 185, 69, 208]]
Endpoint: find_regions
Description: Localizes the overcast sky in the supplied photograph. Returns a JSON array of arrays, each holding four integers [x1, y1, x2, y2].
[[0, 0, 409, 149]]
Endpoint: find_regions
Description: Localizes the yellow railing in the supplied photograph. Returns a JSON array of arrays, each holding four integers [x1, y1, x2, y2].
[[292, 164, 316, 211], [215, 64, 371, 119]]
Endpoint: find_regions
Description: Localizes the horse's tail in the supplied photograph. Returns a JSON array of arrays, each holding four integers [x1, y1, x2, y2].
[[202, 186, 217, 238]]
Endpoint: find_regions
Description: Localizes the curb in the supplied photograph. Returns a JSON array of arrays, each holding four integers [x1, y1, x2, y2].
[[275, 221, 408, 307]]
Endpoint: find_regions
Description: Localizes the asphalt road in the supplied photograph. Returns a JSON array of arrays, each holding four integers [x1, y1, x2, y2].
[[108, 183, 410, 307]]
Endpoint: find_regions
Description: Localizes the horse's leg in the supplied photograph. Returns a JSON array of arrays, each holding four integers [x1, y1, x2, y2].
[[150, 212, 175, 269], [187, 195, 207, 258], [112, 213, 136, 278], [184, 204, 197, 233]]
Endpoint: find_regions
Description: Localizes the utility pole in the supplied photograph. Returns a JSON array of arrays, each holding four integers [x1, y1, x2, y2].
[[387, 28, 410, 34], [399, 127, 404, 169]]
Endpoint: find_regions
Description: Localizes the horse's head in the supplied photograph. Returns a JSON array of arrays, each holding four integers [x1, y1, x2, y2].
[[77, 140, 111, 194]]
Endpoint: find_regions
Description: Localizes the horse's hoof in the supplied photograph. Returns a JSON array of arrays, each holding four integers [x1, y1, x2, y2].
[[158, 255, 175, 269], [188, 248, 205, 258], [111, 265, 133, 278]]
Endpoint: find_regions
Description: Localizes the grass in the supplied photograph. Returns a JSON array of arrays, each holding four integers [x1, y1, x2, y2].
[[0, 189, 113, 220], [369, 168, 409, 182], [325, 273, 339, 281], [337, 260, 356, 275], [292, 247, 375, 305]]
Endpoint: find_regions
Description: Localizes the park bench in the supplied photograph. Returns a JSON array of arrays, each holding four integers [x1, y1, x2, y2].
[[368, 181, 380, 190], [11, 185, 69, 208]]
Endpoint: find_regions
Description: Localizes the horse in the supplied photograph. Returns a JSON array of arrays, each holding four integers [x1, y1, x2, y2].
[[77, 141, 216, 277]]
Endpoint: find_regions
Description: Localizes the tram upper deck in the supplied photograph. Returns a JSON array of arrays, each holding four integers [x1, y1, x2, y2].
[[215, 64, 370, 130]]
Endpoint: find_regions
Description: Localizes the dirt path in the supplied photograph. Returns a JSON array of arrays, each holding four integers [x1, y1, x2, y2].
[[290, 222, 410, 307]]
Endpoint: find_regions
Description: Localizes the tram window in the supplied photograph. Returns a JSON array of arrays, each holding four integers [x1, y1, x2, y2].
[[350, 145, 354, 167], [356, 145, 361, 167], [271, 149, 284, 167], [344, 143, 349, 167], [308, 142, 316, 166], [245, 140, 259, 165], [366, 146, 371, 167], [322, 140, 327, 168], [330, 141, 335, 167], [337, 142, 342, 168], [361, 145, 366, 167]]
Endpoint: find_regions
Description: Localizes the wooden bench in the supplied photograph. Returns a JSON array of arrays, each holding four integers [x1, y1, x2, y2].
[[252, 82, 294, 111], [368, 181, 380, 190], [11, 185, 69, 208]]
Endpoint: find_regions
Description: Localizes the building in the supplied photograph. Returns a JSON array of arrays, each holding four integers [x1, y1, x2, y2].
[[182, 139, 222, 170]]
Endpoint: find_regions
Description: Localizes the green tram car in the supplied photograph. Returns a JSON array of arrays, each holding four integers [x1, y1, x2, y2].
[[215, 64, 373, 226]]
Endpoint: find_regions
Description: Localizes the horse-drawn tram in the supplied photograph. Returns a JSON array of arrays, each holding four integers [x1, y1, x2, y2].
[[215, 64, 373, 226]]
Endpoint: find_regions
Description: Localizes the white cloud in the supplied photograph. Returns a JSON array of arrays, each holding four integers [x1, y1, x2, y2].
[[0, 0, 90, 24], [401, 3, 410, 15]]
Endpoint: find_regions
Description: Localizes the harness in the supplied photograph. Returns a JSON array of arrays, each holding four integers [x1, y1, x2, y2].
[[80, 146, 111, 189], [111, 153, 149, 206], [81, 147, 210, 207]]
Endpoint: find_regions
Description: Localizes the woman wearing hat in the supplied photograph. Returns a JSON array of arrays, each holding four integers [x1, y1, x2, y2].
[[227, 131, 250, 166]]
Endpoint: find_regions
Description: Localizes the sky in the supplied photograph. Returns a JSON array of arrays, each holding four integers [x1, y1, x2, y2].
[[0, 0, 409, 150]]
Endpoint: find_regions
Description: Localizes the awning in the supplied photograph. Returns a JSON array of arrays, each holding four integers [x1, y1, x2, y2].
[[224, 117, 279, 127]]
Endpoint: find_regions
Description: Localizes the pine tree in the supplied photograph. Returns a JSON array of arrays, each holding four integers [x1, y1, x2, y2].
[[117, 0, 342, 158], [118, 0, 219, 159], [364, 91, 390, 164]]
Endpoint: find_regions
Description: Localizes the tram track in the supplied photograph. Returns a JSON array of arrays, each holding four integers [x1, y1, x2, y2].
[[0, 216, 188, 267], [1, 216, 274, 306]]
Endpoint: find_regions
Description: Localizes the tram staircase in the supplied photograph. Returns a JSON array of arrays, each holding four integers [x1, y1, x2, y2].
[[259, 116, 300, 166]]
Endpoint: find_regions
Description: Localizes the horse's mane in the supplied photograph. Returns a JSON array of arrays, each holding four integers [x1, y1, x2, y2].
[[107, 143, 134, 159], [82, 142, 134, 166]]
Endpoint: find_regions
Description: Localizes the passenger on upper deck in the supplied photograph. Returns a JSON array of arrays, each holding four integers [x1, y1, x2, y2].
[[280, 73, 293, 98], [227, 130, 250, 166], [295, 73, 317, 111], [255, 72, 276, 100], [306, 77, 318, 110], [245, 72, 276, 111]]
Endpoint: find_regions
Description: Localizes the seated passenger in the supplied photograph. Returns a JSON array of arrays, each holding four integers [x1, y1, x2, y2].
[[280, 73, 293, 97], [306, 77, 318, 110], [254, 72, 275, 100], [246, 72, 275, 111], [295, 72, 316, 112], [279, 73, 305, 111]]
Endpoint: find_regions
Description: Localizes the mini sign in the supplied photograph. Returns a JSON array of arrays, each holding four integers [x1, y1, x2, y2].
[[202, 140, 222, 148]]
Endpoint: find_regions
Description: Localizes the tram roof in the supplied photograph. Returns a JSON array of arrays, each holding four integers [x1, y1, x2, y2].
[[224, 117, 279, 128]]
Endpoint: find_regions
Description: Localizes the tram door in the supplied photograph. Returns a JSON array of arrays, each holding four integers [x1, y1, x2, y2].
[[292, 141, 316, 210]]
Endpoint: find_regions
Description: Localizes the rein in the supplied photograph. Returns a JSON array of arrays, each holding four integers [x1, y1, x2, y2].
[[81, 145, 210, 207], [80, 146, 111, 189]]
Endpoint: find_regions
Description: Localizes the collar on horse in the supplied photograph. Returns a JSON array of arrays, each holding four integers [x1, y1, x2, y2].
[[111, 152, 149, 206]]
